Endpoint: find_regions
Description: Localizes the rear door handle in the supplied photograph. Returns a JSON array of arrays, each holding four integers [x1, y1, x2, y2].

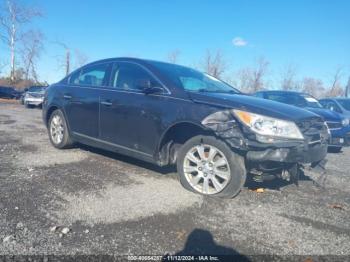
[[101, 101, 112, 106]]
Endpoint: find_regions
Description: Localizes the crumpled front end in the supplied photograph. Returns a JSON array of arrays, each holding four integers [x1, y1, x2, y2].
[[202, 110, 329, 184]]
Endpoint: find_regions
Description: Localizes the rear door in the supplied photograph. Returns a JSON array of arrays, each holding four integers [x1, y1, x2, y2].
[[64, 63, 111, 138]]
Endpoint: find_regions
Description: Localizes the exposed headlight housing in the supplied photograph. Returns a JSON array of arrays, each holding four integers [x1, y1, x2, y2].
[[342, 118, 349, 127], [324, 122, 331, 135], [233, 109, 304, 141]]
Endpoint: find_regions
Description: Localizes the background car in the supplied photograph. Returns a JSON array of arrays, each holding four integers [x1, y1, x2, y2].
[[254, 90, 350, 153], [23, 86, 47, 108], [0, 86, 22, 99], [319, 98, 350, 118]]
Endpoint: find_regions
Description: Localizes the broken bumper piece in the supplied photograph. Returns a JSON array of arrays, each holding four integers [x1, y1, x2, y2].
[[246, 142, 328, 164], [303, 159, 328, 187]]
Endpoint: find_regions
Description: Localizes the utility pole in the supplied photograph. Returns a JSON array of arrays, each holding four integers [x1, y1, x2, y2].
[[346, 77, 350, 98], [65, 48, 70, 76]]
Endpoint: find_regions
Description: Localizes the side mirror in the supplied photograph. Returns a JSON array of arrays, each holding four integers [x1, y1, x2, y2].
[[143, 86, 164, 95], [136, 79, 151, 90], [24, 88, 28, 92], [136, 79, 163, 94]]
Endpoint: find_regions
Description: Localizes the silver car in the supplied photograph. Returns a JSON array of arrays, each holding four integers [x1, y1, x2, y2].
[[23, 86, 47, 108]]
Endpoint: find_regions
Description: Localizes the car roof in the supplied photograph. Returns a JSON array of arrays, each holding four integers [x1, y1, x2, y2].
[[84, 57, 175, 68]]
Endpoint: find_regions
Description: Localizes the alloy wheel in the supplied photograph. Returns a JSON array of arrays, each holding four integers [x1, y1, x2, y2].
[[183, 144, 231, 195], [50, 115, 64, 145]]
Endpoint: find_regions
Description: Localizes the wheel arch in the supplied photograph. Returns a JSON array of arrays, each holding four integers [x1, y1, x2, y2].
[[45, 105, 72, 134], [156, 121, 215, 165]]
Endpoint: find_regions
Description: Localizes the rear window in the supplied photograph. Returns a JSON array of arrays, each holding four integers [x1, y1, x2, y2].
[[69, 63, 110, 87]]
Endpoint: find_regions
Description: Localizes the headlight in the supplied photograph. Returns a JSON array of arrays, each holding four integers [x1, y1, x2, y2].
[[342, 118, 349, 127], [233, 109, 304, 140]]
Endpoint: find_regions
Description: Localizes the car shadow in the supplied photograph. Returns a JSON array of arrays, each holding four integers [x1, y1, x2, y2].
[[162, 229, 250, 261], [76, 143, 176, 175], [76, 143, 312, 191]]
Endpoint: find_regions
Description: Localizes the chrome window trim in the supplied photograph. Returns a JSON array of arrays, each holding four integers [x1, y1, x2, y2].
[[59, 84, 190, 102]]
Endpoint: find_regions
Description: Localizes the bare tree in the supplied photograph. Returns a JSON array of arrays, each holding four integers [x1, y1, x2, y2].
[[281, 63, 298, 90], [235, 68, 252, 92], [300, 77, 325, 98], [0, 60, 7, 75], [0, 0, 41, 82], [54, 41, 71, 76], [235, 57, 269, 93], [251, 57, 269, 92], [74, 49, 89, 69], [167, 49, 180, 64], [20, 29, 43, 81], [327, 67, 344, 97], [200, 50, 228, 78]]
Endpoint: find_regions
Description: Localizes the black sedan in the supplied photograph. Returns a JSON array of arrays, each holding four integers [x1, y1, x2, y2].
[[42, 58, 329, 198]]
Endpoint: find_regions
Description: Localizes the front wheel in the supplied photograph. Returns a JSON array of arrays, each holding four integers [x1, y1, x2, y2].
[[48, 109, 74, 149], [177, 135, 246, 198]]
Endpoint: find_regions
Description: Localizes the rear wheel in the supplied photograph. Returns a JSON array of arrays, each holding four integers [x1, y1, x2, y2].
[[48, 109, 74, 149], [177, 135, 246, 198]]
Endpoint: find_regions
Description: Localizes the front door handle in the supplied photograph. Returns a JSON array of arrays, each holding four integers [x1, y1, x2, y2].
[[101, 101, 112, 106], [63, 94, 72, 100]]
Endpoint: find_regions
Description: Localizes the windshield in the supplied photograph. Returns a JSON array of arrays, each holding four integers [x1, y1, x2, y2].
[[28, 86, 45, 92], [337, 99, 350, 111], [301, 94, 323, 108], [150, 61, 240, 94], [265, 93, 323, 108]]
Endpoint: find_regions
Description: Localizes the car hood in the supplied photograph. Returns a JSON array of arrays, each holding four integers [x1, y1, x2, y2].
[[27, 91, 45, 96], [304, 107, 342, 121], [188, 92, 319, 122]]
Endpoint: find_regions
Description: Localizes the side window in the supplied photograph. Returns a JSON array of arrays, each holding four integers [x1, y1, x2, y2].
[[328, 101, 342, 113], [111, 63, 159, 91], [69, 70, 81, 85], [77, 64, 109, 87]]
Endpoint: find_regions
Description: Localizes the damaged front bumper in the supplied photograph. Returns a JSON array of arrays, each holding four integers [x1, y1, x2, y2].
[[202, 110, 329, 183], [246, 142, 328, 164]]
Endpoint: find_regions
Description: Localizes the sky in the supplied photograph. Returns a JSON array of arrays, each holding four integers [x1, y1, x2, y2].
[[1, 0, 350, 87]]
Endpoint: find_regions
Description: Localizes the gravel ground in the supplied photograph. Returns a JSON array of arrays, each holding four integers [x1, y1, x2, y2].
[[0, 102, 349, 260]]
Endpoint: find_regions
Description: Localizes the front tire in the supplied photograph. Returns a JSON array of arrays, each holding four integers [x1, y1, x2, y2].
[[177, 135, 246, 198], [48, 109, 74, 149]]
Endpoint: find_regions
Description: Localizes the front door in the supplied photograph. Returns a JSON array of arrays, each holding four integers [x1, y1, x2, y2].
[[99, 62, 167, 156]]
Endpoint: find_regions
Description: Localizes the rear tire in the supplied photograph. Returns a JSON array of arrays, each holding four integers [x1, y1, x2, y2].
[[48, 109, 74, 149], [177, 135, 246, 198]]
